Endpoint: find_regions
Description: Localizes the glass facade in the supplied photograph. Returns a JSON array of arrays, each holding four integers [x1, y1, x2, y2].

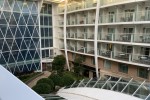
[[0, 0, 41, 74], [40, 3, 53, 59], [118, 63, 128, 73]]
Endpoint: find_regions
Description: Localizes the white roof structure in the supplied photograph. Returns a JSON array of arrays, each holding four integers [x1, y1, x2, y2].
[[57, 87, 142, 100], [0, 65, 44, 100], [57, 77, 150, 100]]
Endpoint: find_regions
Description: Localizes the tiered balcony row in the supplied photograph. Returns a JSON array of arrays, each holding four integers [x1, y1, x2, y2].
[[66, 33, 94, 40], [98, 33, 150, 44], [67, 14, 95, 25], [99, 11, 150, 24], [100, 0, 146, 7], [57, 12, 150, 26], [97, 49, 150, 66], [67, 45, 95, 55], [67, 0, 97, 12]]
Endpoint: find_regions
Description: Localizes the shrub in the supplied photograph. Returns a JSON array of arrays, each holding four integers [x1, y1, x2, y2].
[[37, 78, 54, 90], [49, 74, 63, 87], [52, 55, 66, 74], [32, 83, 52, 94], [62, 74, 75, 86]]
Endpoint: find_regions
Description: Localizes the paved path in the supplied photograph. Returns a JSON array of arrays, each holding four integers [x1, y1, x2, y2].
[[27, 71, 51, 88]]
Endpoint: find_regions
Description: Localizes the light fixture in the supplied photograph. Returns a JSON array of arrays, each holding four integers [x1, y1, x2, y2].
[[23, 0, 27, 6]]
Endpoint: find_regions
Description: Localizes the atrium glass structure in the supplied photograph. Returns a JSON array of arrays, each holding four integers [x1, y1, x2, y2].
[[64, 76, 150, 100], [0, 0, 41, 74], [40, 3, 53, 59]]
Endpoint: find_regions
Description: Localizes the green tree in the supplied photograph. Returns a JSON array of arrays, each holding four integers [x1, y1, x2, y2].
[[52, 55, 66, 74], [37, 78, 54, 90], [49, 74, 63, 87], [32, 83, 52, 94], [62, 74, 75, 86], [73, 57, 84, 77]]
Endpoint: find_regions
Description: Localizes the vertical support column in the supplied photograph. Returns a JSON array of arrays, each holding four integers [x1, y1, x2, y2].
[[94, 0, 100, 78], [39, 0, 44, 72], [64, 0, 70, 71]]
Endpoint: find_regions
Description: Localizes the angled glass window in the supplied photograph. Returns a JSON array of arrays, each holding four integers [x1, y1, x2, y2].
[[118, 63, 128, 73]]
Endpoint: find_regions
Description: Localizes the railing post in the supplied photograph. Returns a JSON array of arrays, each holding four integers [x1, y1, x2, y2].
[[101, 77, 111, 89], [93, 77, 101, 88], [121, 78, 133, 93], [77, 79, 85, 87], [129, 54, 132, 62], [132, 80, 145, 96], [111, 51, 113, 58], [85, 78, 93, 87], [131, 34, 133, 43], [112, 34, 114, 41], [145, 94, 150, 100], [70, 81, 77, 88]]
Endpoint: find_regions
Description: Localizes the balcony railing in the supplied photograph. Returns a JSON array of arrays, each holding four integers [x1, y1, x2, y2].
[[67, 1, 97, 12], [132, 54, 150, 65], [133, 34, 150, 43], [67, 16, 95, 25], [77, 46, 86, 53], [67, 33, 95, 40], [88, 16, 95, 24], [87, 47, 94, 54], [58, 20, 64, 26], [58, 32, 64, 38], [98, 49, 112, 58], [98, 33, 150, 44], [113, 51, 132, 62], [117, 12, 135, 22], [99, 14, 116, 23], [101, 33, 114, 41], [136, 11, 150, 21], [100, 0, 135, 6], [115, 33, 133, 42], [67, 45, 76, 51], [77, 33, 87, 39], [59, 45, 65, 49], [58, 6, 65, 13], [99, 11, 150, 24], [67, 33, 77, 38], [76, 47, 94, 55], [67, 19, 78, 25]]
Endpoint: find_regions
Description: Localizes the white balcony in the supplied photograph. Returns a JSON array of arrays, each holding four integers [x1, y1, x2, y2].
[[100, 0, 136, 6], [99, 11, 150, 24], [133, 34, 150, 43], [98, 49, 112, 58], [113, 51, 132, 62], [57, 6, 65, 13], [132, 54, 150, 65], [67, 0, 97, 12], [58, 20, 64, 26]]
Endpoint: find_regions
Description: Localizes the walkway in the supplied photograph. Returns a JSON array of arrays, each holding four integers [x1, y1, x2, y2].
[[27, 71, 51, 88]]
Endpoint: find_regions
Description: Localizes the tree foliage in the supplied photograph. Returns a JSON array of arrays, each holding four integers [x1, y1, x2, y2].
[[32, 83, 52, 94], [62, 74, 75, 86], [73, 57, 84, 76], [49, 74, 63, 87], [37, 78, 54, 90], [52, 55, 66, 73]]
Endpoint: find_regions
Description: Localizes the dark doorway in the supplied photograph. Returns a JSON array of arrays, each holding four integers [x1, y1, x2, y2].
[[83, 69, 89, 77]]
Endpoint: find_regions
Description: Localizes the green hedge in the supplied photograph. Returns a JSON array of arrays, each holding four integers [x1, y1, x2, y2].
[[32, 83, 52, 94], [49, 74, 63, 87], [18, 72, 41, 82], [37, 78, 54, 90], [62, 74, 75, 86]]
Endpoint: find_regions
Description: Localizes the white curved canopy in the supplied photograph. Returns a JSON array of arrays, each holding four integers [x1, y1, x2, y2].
[[0, 65, 44, 100], [57, 87, 142, 100]]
